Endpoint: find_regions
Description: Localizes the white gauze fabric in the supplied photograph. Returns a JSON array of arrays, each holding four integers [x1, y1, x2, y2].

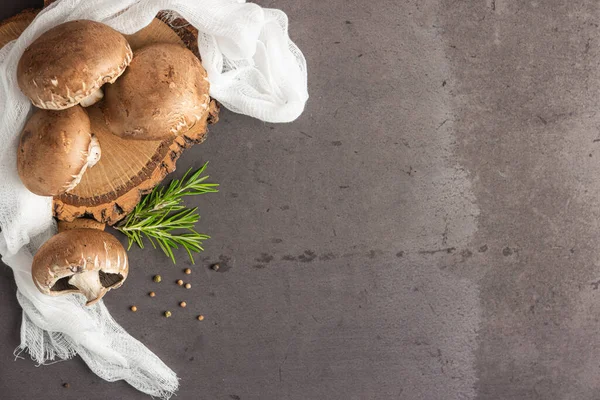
[[0, 0, 307, 398]]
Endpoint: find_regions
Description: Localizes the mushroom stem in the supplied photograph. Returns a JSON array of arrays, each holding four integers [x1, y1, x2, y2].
[[64, 134, 101, 192], [67, 269, 107, 305], [87, 134, 101, 167], [79, 88, 104, 107]]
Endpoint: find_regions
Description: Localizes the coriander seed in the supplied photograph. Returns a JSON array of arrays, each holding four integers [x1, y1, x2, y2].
[[197, 315, 204, 321], [184, 268, 191, 274], [63, 383, 70, 389], [153, 275, 162, 283], [164, 311, 172, 318], [185, 283, 191, 289], [176, 279, 184, 286], [130, 306, 138, 312], [180, 301, 187, 308], [211, 263, 220, 271], [149, 291, 156, 297]]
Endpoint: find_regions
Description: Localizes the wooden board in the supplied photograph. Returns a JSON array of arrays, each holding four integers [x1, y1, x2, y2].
[[1, 7, 219, 225], [0, 9, 37, 48]]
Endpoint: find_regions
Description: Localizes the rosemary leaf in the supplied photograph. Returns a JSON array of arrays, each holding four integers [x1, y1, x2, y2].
[[116, 162, 218, 264]]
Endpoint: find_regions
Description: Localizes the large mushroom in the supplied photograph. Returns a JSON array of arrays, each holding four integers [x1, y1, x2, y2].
[[32, 229, 128, 306], [17, 106, 101, 196], [102, 43, 210, 140], [17, 20, 133, 110]]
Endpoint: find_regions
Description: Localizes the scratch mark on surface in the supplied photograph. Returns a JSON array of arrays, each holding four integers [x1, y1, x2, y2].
[[427, 301, 437, 315], [418, 247, 456, 255], [256, 253, 274, 263], [319, 252, 338, 261], [279, 338, 294, 382], [437, 119, 449, 130], [256, 178, 273, 186], [298, 250, 317, 262], [442, 219, 449, 245], [585, 37, 591, 54]]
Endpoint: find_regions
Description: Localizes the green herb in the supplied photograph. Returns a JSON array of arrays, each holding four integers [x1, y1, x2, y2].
[[116, 162, 218, 264]]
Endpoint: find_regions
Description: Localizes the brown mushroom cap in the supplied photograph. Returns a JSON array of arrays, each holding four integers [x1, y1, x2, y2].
[[32, 229, 128, 306], [17, 106, 101, 196], [17, 20, 133, 110], [102, 43, 210, 140]]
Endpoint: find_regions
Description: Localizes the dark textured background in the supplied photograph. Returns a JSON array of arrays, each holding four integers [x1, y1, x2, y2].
[[5, 1, 600, 399]]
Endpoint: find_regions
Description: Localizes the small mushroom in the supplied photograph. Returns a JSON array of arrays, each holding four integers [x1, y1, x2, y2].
[[102, 43, 210, 140], [17, 106, 100, 196], [17, 20, 132, 110], [32, 229, 128, 306]]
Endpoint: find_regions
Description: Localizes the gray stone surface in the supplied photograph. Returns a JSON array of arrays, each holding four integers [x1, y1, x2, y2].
[[2, 0, 600, 399]]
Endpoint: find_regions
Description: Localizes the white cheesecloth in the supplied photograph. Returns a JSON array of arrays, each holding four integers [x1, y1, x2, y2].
[[0, 0, 308, 398]]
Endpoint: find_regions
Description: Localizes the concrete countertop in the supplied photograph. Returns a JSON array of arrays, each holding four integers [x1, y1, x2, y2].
[[2, 1, 600, 399]]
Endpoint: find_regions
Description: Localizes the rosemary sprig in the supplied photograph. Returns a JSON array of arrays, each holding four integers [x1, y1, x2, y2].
[[116, 162, 218, 264]]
